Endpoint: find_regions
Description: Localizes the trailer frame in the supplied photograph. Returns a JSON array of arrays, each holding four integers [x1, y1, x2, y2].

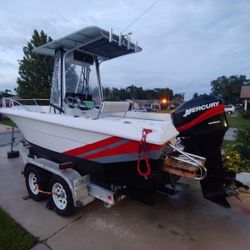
[[20, 143, 123, 216]]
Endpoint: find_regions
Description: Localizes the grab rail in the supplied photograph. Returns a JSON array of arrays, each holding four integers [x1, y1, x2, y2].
[[1, 98, 49, 111]]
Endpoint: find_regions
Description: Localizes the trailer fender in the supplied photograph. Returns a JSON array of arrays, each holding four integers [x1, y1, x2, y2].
[[50, 169, 90, 207]]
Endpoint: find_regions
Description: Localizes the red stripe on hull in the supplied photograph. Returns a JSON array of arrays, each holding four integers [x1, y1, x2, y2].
[[177, 104, 225, 132], [64, 136, 123, 156], [84, 140, 137, 160], [85, 140, 162, 160], [64, 136, 163, 160]]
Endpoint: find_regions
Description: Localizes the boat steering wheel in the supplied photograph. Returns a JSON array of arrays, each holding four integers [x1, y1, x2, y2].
[[65, 96, 79, 108], [65, 96, 89, 110]]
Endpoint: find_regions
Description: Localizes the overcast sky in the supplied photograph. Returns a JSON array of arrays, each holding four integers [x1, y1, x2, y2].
[[0, 0, 250, 99]]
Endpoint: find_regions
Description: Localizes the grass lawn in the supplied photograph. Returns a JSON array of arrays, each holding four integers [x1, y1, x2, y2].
[[157, 109, 174, 114], [0, 207, 37, 250], [223, 115, 250, 148], [222, 140, 235, 150], [0, 118, 16, 127], [227, 115, 250, 129]]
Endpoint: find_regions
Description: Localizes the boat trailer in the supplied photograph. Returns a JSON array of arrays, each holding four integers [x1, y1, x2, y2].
[[17, 136, 248, 217], [18, 139, 208, 216]]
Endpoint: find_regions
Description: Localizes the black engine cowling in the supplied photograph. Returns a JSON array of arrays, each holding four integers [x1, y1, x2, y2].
[[172, 95, 235, 207], [171, 94, 228, 136]]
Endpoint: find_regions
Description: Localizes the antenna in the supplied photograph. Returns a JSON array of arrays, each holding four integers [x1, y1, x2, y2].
[[121, 0, 161, 33]]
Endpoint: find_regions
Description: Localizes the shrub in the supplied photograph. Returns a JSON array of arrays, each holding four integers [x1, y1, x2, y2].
[[224, 144, 250, 172], [224, 128, 250, 172], [241, 111, 250, 119], [236, 128, 250, 160]]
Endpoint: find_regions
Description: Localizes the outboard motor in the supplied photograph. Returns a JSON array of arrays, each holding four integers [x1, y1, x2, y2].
[[171, 94, 244, 207]]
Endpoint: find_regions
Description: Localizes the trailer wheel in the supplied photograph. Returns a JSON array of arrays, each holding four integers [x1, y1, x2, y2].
[[49, 175, 74, 217], [25, 164, 49, 201]]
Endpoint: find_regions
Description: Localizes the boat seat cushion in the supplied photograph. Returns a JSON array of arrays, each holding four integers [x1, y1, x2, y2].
[[98, 101, 129, 117]]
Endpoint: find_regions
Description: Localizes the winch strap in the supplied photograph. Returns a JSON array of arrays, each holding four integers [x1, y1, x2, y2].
[[137, 128, 152, 177]]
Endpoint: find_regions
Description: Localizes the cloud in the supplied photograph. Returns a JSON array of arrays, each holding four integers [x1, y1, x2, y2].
[[0, 0, 250, 98], [0, 59, 17, 69], [0, 82, 17, 92]]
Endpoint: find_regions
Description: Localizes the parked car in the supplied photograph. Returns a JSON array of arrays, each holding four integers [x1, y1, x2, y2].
[[167, 104, 176, 110], [224, 104, 236, 115], [235, 103, 243, 111]]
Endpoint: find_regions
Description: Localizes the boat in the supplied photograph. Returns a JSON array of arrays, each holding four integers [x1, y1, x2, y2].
[[0, 26, 247, 208]]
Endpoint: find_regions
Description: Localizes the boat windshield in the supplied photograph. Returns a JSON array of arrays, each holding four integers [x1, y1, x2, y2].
[[64, 51, 101, 109]]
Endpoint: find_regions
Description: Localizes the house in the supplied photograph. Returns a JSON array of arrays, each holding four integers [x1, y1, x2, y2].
[[167, 99, 183, 110], [126, 99, 161, 111], [240, 86, 250, 111]]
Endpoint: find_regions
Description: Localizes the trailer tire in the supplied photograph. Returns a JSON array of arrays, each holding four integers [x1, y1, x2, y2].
[[49, 175, 74, 217], [25, 164, 49, 201]]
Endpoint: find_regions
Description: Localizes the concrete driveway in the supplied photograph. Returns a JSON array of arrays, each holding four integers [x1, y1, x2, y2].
[[0, 124, 21, 146], [0, 145, 250, 250]]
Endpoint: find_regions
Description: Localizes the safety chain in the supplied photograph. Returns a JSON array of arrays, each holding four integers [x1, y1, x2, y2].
[[35, 184, 59, 196], [137, 128, 152, 177]]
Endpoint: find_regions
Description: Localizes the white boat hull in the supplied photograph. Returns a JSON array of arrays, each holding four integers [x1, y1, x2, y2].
[[0, 108, 178, 165]]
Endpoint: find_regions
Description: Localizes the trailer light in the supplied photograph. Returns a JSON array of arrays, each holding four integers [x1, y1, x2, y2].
[[59, 162, 74, 170], [108, 195, 112, 201]]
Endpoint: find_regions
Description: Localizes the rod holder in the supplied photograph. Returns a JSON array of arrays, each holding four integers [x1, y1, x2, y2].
[[119, 33, 122, 46], [135, 41, 138, 52], [109, 28, 113, 42], [127, 37, 131, 50]]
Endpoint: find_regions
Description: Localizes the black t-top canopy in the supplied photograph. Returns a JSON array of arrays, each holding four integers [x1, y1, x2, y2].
[[33, 26, 142, 60]]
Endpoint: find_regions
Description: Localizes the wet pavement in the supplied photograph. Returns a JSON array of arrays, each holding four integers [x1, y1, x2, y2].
[[0, 145, 250, 250]]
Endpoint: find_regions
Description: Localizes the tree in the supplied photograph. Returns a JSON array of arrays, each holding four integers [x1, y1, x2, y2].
[[102, 85, 176, 101], [211, 75, 249, 104], [16, 30, 53, 98], [174, 93, 185, 102], [0, 89, 13, 98], [193, 92, 199, 99], [155, 88, 173, 100], [126, 85, 146, 99]]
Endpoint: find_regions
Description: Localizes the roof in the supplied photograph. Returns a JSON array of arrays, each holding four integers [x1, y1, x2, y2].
[[240, 85, 250, 99], [33, 26, 142, 60]]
